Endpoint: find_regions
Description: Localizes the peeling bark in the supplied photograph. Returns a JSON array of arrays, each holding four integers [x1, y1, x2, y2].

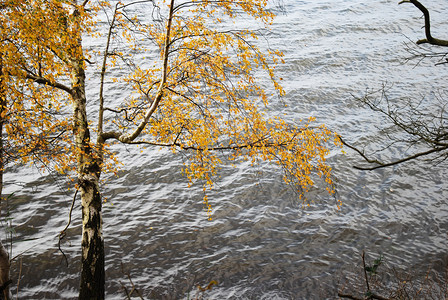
[[64, 2, 106, 298], [71, 69, 105, 299], [73, 82, 105, 299], [78, 175, 104, 299]]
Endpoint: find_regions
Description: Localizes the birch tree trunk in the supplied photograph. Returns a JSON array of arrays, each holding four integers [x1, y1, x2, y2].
[[71, 59, 104, 299], [78, 175, 104, 299], [66, 1, 105, 297]]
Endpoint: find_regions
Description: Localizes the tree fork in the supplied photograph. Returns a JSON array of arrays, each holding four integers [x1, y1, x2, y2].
[[72, 70, 105, 298], [69, 5, 105, 294], [74, 89, 105, 299]]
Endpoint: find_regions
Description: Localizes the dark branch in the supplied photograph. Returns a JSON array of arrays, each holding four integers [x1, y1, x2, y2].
[[338, 292, 390, 300], [339, 136, 384, 167], [338, 252, 391, 300], [337, 293, 363, 300], [25, 74, 73, 94], [354, 146, 448, 171], [362, 252, 371, 293], [341, 135, 448, 171], [346, 84, 448, 170], [399, 0, 448, 46]]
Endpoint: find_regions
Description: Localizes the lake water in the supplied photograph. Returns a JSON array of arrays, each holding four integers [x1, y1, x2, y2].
[[3, 0, 448, 299]]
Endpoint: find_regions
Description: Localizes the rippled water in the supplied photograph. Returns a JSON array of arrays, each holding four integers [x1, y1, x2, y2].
[[3, 0, 448, 299]]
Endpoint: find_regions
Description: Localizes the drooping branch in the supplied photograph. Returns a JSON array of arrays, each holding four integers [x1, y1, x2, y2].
[[341, 136, 448, 170], [399, 0, 448, 46], [345, 86, 448, 170]]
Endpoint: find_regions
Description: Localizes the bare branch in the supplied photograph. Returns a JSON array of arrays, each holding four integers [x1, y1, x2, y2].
[[352, 145, 448, 171], [399, 0, 448, 46], [346, 83, 448, 170], [98, 2, 119, 139]]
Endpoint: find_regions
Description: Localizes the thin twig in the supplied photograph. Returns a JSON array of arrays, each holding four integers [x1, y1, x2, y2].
[[58, 189, 78, 266], [15, 256, 21, 300], [120, 263, 144, 300], [362, 251, 371, 293], [337, 293, 363, 300], [60, 189, 78, 237]]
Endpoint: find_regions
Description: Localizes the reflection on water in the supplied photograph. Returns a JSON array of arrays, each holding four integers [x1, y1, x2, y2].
[[3, 0, 448, 299]]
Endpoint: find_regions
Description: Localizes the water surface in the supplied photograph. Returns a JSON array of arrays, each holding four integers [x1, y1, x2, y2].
[[3, 0, 448, 299]]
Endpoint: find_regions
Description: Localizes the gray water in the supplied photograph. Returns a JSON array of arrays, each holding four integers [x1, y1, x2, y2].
[[3, 0, 448, 299]]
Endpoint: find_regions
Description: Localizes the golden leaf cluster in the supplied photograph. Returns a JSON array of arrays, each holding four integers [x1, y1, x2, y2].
[[1, 0, 341, 214]]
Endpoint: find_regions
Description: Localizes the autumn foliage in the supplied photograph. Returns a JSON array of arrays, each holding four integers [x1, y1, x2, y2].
[[95, 0, 340, 205], [1, 0, 339, 198], [0, 0, 340, 297]]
